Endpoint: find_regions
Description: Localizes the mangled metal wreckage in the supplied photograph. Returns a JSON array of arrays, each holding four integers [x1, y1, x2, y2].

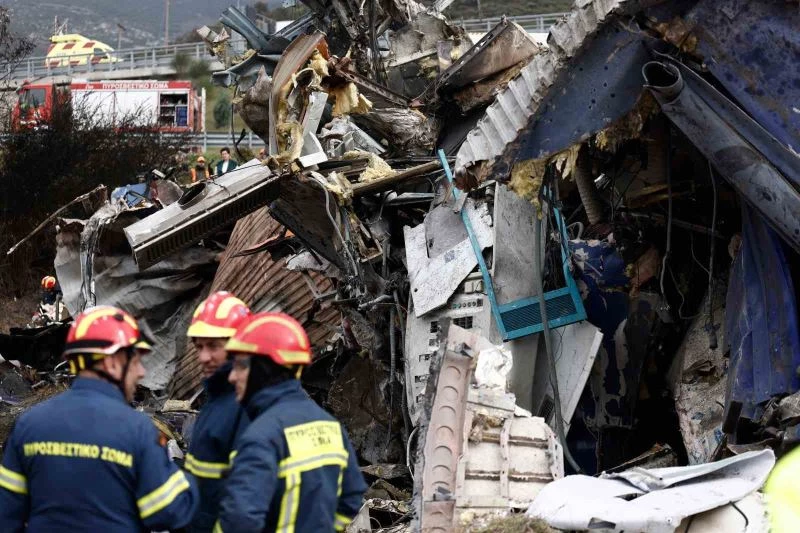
[[3, 0, 800, 531]]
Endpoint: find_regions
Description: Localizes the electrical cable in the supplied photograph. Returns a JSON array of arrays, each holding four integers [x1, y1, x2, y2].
[[308, 175, 359, 276], [406, 426, 418, 476], [384, 240, 396, 448], [668, 264, 701, 320], [730, 501, 749, 528], [533, 203, 583, 474], [659, 129, 673, 307], [689, 233, 711, 276], [705, 161, 718, 349]]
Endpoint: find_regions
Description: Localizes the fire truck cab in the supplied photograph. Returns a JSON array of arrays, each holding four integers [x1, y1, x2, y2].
[[11, 80, 204, 132]]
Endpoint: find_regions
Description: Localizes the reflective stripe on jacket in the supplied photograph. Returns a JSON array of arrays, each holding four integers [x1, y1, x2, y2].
[[0, 377, 198, 533], [214, 379, 366, 533], [186, 362, 249, 532]]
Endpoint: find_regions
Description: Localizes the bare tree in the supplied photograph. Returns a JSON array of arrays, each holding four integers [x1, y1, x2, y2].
[[0, 91, 190, 292], [0, 6, 33, 121]]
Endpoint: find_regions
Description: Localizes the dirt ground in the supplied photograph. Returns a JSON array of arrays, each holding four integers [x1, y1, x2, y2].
[[0, 380, 67, 449], [464, 515, 556, 533], [0, 292, 39, 333]]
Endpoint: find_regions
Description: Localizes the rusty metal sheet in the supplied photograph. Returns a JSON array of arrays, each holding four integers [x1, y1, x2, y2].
[[168, 206, 338, 399]]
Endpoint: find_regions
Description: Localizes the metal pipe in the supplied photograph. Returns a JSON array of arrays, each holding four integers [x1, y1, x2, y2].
[[643, 61, 800, 252], [573, 145, 603, 225]]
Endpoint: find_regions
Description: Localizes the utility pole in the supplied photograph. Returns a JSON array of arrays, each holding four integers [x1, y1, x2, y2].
[[116, 23, 126, 50], [164, 0, 170, 45]]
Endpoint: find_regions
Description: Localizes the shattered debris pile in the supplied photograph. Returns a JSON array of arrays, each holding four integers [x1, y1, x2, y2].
[[3, 0, 800, 531]]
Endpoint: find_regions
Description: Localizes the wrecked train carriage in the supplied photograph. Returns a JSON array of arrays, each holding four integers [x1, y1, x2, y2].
[[450, 0, 800, 474], [6, 0, 797, 529]]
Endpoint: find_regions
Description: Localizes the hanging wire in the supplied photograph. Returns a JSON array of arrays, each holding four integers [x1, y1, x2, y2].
[[689, 233, 711, 276], [705, 161, 718, 349], [658, 130, 673, 304], [308, 175, 359, 276]]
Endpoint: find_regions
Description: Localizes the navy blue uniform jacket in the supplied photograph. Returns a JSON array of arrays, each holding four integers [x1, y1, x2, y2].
[[214, 379, 366, 533], [0, 377, 198, 532], [186, 362, 249, 532]]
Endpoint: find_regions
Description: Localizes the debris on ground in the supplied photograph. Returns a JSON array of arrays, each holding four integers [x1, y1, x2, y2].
[[462, 514, 556, 533]]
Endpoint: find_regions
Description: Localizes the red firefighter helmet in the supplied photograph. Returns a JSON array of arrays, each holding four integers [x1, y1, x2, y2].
[[63, 306, 152, 373], [225, 312, 312, 367], [41, 276, 57, 290], [187, 291, 250, 338]]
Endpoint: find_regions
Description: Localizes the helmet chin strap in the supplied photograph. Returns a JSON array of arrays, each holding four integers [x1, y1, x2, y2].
[[92, 349, 133, 400]]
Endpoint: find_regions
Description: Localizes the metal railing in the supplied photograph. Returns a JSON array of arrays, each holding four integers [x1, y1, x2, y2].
[[191, 131, 264, 150], [3, 42, 215, 82], [0, 130, 255, 150], [459, 12, 568, 33]]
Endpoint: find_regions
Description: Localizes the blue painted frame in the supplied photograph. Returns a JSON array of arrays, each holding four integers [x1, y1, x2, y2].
[[437, 149, 586, 341]]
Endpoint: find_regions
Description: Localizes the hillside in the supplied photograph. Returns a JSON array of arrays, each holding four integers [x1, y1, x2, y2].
[[6, 0, 575, 56], [5, 0, 234, 54]]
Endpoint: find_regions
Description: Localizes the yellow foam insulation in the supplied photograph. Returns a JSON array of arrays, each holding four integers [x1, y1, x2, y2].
[[323, 171, 354, 205], [595, 91, 660, 153], [551, 144, 581, 180], [419, 55, 441, 80], [509, 158, 547, 215], [654, 17, 698, 54], [308, 50, 329, 77], [331, 83, 373, 116], [276, 121, 303, 163], [291, 68, 323, 93], [342, 150, 396, 182], [276, 79, 292, 127]]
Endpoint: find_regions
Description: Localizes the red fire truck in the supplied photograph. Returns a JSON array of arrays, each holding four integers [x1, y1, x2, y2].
[[12, 79, 205, 132]]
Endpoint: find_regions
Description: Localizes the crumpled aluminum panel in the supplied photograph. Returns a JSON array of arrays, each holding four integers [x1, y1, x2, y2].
[[123, 159, 278, 270], [454, 0, 630, 175]]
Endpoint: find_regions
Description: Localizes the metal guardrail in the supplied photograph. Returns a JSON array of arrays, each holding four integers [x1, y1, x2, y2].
[[193, 131, 264, 150], [0, 130, 256, 150], [1, 12, 567, 81], [3, 42, 214, 82], [459, 12, 568, 33]]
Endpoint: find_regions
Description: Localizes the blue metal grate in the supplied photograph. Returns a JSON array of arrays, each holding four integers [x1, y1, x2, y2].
[[438, 150, 587, 341]]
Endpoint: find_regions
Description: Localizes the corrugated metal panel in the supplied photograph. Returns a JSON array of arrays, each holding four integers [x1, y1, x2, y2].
[[454, 0, 629, 175], [168, 206, 339, 399], [124, 161, 279, 270]]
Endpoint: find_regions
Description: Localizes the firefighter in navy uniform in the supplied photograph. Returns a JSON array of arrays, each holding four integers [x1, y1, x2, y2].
[[185, 291, 251, 532], [214, 312, 366, 533], [0, 305, 198, 533]]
